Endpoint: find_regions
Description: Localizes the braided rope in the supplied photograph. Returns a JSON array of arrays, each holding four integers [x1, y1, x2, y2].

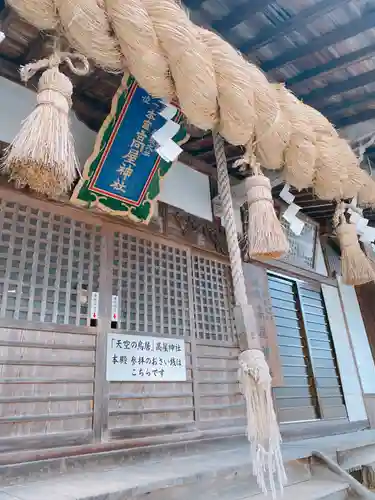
[[3, 0, 298, 170], [7, 0, 370, 201], [212, 132, 248, 308]]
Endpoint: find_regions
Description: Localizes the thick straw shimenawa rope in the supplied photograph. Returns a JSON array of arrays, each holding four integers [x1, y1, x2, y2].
[[7, 0, 369, 200], [213, 132, 286, 497], [274, 85, 316, 191]]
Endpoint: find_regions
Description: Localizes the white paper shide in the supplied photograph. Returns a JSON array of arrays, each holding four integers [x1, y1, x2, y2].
[[106, 333, 186, 382]]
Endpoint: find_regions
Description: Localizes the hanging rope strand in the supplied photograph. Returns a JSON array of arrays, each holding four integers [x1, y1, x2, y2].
[[212, 132, 248, 308], [212, 131, 286, 497]]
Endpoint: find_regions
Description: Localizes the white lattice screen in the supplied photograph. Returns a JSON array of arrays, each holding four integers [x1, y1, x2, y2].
[[0, 199, 101, 325], [280, 210, 317, 270], [192, 255, 236, 343], [112, 232, 191, 337]]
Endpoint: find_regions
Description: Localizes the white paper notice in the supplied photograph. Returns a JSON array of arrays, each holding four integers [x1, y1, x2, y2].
[[157, 139, 182, 162], [159, 104, 178, 120], [289, 217, 304, 236], [152, 120, 180, 145], [279, 184, 295, 204], [106, 334, 186, 382]]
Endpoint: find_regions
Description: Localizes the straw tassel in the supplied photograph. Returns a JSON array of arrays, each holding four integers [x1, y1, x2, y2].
[[335, 205, 375, 286], [238, 350, 286, 498], [2, 51, 89, 198], [244, 163, 289, 259]]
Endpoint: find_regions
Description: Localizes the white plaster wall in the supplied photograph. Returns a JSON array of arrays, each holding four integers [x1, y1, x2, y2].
[[159, 160, 212, 221], [0, 76, 212, 220]]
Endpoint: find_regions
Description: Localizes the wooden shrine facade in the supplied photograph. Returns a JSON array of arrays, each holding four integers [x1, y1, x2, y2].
[[0, 182, 371, 463]]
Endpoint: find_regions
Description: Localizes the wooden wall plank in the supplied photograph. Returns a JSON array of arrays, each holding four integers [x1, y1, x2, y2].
[[92, 226, 112, 441], [243, 263, 283, 386]]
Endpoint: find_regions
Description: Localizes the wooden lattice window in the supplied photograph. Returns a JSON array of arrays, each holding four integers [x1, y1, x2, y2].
[[192, 255, 236, 343], [112, 232, 191, 337], [279, 210, 317, 270], [0, 199, 101, 325]]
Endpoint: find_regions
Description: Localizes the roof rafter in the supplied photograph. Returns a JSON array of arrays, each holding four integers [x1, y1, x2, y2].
[[322, 92, 375, 120], [262, 10, 375, 72], [303, 68, 375, 108], [182, 0, 204, 10], [336, 109, 375, 128], [211, 0, 272, 34], [287, 43, 375, 87], [240, 0, 350, 54]]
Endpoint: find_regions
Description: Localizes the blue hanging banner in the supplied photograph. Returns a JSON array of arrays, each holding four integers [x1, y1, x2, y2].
[[71, 74, 187, 223]]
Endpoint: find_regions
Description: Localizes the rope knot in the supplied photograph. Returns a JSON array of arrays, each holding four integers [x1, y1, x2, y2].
[[233, 147, 255, 172], [337, 221, 358, 248], [21, 51, 90, 84], [20, 51, 90, 113], [245, 175, 273, 205], [37, 67, 73, 112], [239, 349, 271, 386]]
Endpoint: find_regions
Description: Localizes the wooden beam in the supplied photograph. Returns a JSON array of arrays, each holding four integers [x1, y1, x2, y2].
[[24, 32, 53, 62], [240, 0, 350, 54], [304, 69, 375, 108], [298, 201, 334, 210], [336, 109, 375, 128], [304, 206, 335, 215], [182, 0, 203, 10], [179, 152, 217, 179], [262, 10, 375, 72], [321, 92, 375, 120], [211, 0, 272, 35], [287, 43, 375, 87]]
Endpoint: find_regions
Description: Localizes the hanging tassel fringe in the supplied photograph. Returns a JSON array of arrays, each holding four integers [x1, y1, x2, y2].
[[363, 464, 375, 489], [239, 349, 286, 497], [2, 51, 89, 198], [336, 205, 375, 286], [245, 173, 289, 259]]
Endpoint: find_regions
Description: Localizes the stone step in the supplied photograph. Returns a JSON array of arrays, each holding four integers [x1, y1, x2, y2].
[[249, 479, 349, 500], [337, 442, 375, 471], [0, 447, 311, 500], [2, 430, 375, 500], [0, 468, 349, 500]]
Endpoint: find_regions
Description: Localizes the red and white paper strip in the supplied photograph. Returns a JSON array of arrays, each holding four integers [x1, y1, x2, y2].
[[90, 292, 99, 320], [111, 295, 119, 322]]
